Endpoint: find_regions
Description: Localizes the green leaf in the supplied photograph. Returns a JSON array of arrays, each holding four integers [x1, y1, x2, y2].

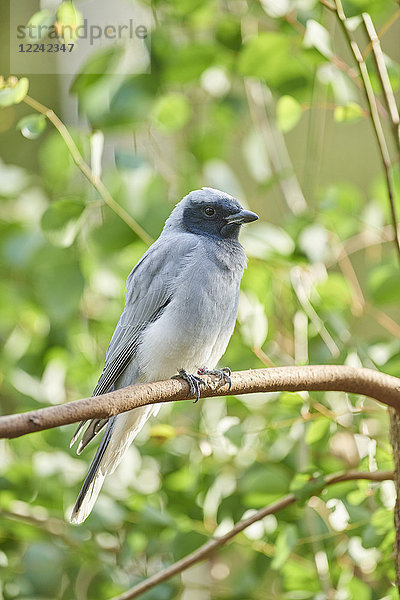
[[291, 473, 327, 503], [279, 392, 305, 407], [38, 130, 74, 187], [369, 264, 400, 306], [383, 352, 400, 378], [23, 543, 64, 595], [315, 273, 353, 311], [240, 463, 292, 496], [70, 45, 125, 95], [164, 43, 217, 83], [303, 19, 333, 59], [216, 17, 242, 51], [165, 466, 197, 491], [276, 95, 302, 132], [318, 183, 364, 237], [371, 507, 394, 535], [149, 423, 177, 443], [362, 523, 384, 548], [334, 102, 364, 122], [281, 558, 320, 593], [56, 1, 83, 41], [41, 198, 85, 247], [271, 524, 298, 570], [11, 78, 29, 103], [26, 9, 56, 40], [31, 245, 85, 322], [172, 531, 209, 561], [239, 33, 311, 92], [105, 76, 153, 128], [0, 77, 29, 107], [151, 93, 191, 132], [224, 423, 243, 447], [306, 418, 330, 444], [346, 577, 372, 600], [17, 114, 47, 139], [141, 506, 175, 532]]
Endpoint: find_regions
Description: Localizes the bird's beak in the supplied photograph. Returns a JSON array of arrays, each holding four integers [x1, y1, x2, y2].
[[225, 209, 259, 224]]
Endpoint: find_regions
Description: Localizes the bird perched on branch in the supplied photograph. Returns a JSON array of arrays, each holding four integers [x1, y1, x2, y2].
[[70, 187, 258, 524]]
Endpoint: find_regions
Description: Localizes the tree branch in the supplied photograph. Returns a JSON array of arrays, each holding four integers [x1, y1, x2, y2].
[[0, 366, 399, 439], [110, 470, 394, 600]]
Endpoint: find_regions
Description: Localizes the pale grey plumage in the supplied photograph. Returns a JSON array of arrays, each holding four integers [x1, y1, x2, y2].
[[70, 187, 257, 524]]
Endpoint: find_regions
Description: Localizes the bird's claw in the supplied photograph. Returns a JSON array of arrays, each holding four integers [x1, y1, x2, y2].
[[173, 369, 206, 403], [197, 367, 232, 391]]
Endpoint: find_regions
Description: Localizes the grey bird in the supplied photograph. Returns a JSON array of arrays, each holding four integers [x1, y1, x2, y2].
[[69, 187, 258, 524]]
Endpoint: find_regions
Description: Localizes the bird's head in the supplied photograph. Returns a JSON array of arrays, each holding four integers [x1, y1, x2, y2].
[[165, 187, 258, 240]]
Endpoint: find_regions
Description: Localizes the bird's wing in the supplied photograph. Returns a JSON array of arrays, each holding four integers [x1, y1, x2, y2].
[[71, 233, 197, 452]]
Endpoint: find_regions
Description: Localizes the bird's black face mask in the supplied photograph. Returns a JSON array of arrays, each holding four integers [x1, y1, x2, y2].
[[183, 200, 258, 240]]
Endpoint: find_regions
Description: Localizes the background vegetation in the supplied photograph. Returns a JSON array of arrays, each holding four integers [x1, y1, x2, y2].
[[0, 0, 399, 598]]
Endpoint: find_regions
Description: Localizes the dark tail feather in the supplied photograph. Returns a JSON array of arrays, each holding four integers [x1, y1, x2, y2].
[[70, 418, 109, 454], [70, 417, 116, 524], [70, 420, 87, 448]]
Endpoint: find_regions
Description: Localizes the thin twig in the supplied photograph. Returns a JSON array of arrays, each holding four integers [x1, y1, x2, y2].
[[319, 0, 335, 9], [377, 8, 400, 41], [252, 346, 276, 367], [1, 366, 399, 439], [363, 9, 400, 59], [22, 95, 153, 246], [366, 304, 400, 340], [110, 470, 394, 600], [322, 0, 400, 263], [338, 224, 396, 256], [362, 12, 400, 153]]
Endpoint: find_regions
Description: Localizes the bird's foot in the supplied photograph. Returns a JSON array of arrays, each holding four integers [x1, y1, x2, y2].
[[197, 367, 232, 391], [172, 369, 206, 403]]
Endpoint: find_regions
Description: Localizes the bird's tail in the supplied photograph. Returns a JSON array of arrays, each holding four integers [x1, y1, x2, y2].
[[70, 405, 158, 524]]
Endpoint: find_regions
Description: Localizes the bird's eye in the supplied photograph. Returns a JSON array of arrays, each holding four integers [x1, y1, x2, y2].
[[204, 206, 215, 217]]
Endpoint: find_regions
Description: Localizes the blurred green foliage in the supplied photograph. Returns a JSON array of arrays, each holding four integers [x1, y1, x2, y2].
[[0, 0, 399, 599]]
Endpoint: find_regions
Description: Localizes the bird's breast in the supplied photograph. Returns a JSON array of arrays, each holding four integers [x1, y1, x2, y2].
[[137, 261, 240, 382]]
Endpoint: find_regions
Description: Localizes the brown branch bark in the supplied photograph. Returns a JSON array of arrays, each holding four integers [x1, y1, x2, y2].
[[110, 470, 394, 600], [0, 366, 399, 439]]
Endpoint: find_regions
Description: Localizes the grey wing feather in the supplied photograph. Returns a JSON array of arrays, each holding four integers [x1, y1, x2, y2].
[[70, 233, 197, 452]]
